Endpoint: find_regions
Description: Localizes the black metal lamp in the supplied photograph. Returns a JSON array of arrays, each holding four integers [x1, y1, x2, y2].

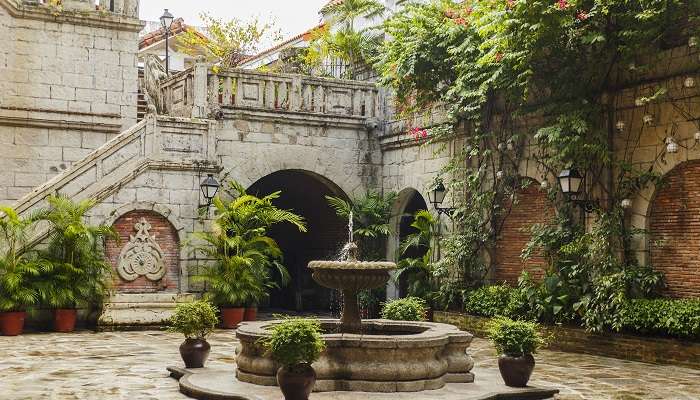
[[557, 168, 597, 213], [160, 9, 175, 75], [430, 179, 455, 217], [200, 174, 220, 208]]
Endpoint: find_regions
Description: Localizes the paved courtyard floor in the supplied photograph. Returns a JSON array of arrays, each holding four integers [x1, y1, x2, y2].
[[1, 328, 699, 399]]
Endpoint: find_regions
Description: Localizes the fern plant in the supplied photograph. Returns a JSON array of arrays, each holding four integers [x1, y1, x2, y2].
[[35, 196, 115, 310], [0, 206, 45, 312], [395, 210, 437, 301], [191, 181, 307, 307]]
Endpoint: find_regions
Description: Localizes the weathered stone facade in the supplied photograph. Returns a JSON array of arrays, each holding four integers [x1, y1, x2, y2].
[[3, 0, 699, 326], [0, 0, 142, 203]]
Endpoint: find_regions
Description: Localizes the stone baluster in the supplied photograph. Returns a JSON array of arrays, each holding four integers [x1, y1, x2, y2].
[[353, 88, 364, 116], [222, 76, 233, 106], [302, 83, 313, 112], [278, 81, 289, 110], [290, 77, 302, 112], [264, 80, 276, 109], [191, 58, 209, 118], [208, 73, 219, 106], [234, 75, 244, 107], [315, 84, 325, 113]]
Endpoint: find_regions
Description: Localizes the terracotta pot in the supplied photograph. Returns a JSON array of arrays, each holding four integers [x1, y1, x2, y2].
[[0, 311, 26, 336], [244, 306, 257, 321], [498, 353, 535, 387], [276, 363, 316, 400], [220, 307, 245, 329], [54, 309, 78, 333], [179, 338, 211, 368]]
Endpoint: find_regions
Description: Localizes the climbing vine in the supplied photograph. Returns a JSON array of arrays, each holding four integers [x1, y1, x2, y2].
[[375, 0, 699, 328]]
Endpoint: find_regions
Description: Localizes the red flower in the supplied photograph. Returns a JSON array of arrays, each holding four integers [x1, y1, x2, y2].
[[556, 0, 570, 10], [454, 17, 468, 26], [506, 0, 515, 9], [576, 10, 589, 20], [495, 52, 503, 62]]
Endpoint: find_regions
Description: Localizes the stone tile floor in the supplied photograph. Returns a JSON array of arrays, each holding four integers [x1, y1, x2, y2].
[[1, 329, 699, 399]]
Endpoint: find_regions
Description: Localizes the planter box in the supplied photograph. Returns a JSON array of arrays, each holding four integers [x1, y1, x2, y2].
[[434, 311, 700, 370]]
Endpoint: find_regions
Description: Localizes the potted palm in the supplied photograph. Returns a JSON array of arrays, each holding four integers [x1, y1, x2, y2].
[[36, 196, 114, 333], [191, 181, 306, 327], [169, 300, 218, 368], [262, 318, 326, 400], [487, 317, 547, 387], [0, 206, 43, 336]]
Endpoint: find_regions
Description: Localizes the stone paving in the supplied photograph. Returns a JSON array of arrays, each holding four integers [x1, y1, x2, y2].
[[1, 329, 699, 399]]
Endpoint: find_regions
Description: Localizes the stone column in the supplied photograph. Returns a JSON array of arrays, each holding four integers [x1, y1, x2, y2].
[[192, 57, 209, 119]]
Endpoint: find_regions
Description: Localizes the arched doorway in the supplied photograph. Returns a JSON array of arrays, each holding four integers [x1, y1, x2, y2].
[[394, 189, 429, 298], [649, 160, 700, 298], [248, 170, 349, 312]]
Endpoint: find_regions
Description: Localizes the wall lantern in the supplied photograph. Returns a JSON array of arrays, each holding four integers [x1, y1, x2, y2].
[[160, 9, 175, 75], [616, 121, 626, 132], [430, 179, 455, 217], [557, 169, 584, 197], [558, 168, 597, 213], [643, 114, 654, 125], [684, 77, 696, 88], [666, 137, 679, 154], [621, 198, 633, 209], [200, 174, 220, 208]]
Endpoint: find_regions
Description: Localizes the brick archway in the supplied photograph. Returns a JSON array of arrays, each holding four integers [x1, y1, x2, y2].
[[493, 180, 554, 285], [649, 160, 700, 298], [105, 210, 181, 293]]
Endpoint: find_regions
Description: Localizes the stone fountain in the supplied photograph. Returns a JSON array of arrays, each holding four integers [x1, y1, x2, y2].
[[234, 214, 476, 392]]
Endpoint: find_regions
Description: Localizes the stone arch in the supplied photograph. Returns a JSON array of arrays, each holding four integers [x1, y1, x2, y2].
[[247, 169, 350, 312], [105, 205, 182, 294], [386, 188, 429, 298], [647, 160, 700, 298], [492, 178, 554, 285]]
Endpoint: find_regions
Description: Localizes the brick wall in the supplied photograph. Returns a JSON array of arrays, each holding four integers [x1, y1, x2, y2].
[[649, 160, 700, 298], [435, 312, 700, 370], [105, 210, 181, 293], [493, 181, 553, 284]]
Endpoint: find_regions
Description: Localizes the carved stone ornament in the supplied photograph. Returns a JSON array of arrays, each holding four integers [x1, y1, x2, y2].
[[117, 218, 166, 282]]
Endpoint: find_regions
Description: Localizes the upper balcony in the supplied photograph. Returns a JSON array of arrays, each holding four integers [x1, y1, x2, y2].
[[159, 62, 384, 128]]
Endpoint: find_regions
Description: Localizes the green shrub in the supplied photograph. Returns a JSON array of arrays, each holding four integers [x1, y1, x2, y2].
[[262, 318, 326, 367], [381, 297, 427, 321], [464, 284, 527, 318], [487, 317, 546, 357], [168, 300, 219, 339], [620, 299, 700, 339]]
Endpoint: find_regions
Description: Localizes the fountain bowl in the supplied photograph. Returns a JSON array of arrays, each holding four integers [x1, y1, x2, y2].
[[235, 319, 475, 392], [308, 260, 396, 291]]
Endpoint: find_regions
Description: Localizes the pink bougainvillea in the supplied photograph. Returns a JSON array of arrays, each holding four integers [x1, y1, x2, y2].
[[409, 127, 429, 141], [576, 10, 590, 21], [556, 0, 570, 10]]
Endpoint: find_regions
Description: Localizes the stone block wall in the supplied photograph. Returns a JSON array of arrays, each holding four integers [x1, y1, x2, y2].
[[0, 0, 142, 204]]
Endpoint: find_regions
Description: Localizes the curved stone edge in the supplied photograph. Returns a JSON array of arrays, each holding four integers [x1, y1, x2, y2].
[[235, 370, 446, 393], [168, 367, 262, 400]]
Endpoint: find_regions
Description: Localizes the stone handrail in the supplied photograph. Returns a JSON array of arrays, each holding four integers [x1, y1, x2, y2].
[[161, 63, 383, 121], [12, 116, 217, 222]]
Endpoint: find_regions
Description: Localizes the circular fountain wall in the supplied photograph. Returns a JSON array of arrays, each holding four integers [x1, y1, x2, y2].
[[235, 319, 475, 392]]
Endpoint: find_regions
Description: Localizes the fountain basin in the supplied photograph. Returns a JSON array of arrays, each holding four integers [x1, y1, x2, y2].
[[235, 319, 475, 392]]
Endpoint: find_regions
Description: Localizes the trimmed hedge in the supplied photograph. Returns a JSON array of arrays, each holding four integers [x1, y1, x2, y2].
[[620, 299, 700, 339], [463, 284, 517, 318], [464, 285, 700, 340]]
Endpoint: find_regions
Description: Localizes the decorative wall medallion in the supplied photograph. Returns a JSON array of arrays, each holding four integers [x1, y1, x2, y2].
[[117, 218, 166, 282]]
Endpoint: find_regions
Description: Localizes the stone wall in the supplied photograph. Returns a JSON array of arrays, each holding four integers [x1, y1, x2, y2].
[[435, 311, 700, 370], [0, 0, 142, 204]]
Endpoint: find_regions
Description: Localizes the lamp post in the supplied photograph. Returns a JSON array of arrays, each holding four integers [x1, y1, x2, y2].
[[160, 9, 175, 75], [199, 174, 220, 214], [557, 168, 597, 213]]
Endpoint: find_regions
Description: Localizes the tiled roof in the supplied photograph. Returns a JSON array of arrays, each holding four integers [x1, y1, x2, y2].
[[139, 18, 207, 50], [242, 24, 326, 65]]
